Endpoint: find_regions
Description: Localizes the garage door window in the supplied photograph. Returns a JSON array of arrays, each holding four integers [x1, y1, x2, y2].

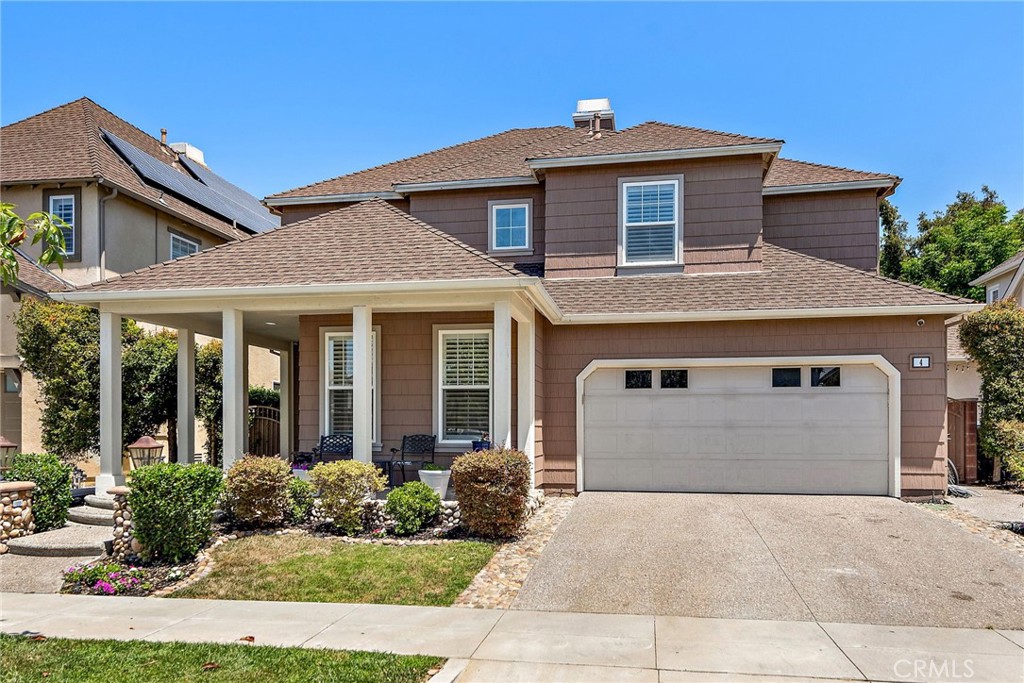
[[811, 367, 841, 387], [660, 369, 688, 389], [771, 367, 801, 388], [625, 370, 652, 389]]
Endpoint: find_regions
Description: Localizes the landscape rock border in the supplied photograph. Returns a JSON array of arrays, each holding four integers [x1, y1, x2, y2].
[[0, 481, 36, 554]]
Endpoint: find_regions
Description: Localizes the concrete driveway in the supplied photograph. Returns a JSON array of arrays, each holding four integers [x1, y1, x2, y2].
[[512, 493, 1024, 629]]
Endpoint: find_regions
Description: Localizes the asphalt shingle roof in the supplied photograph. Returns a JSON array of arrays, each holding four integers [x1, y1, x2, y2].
[[1, 98, 264, 240], [12, 249, 71, 294], [765, 158, 899, 188], [77, 199, 526, 293], [542, 244, 971, 316]]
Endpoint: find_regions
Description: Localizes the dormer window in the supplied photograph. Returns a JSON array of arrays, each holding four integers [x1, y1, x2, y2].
[[488, 199, 532, 253], [619, 176, 682, 266]]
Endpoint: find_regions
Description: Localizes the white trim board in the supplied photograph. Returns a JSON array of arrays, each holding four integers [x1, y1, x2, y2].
[[762, 179, 896, 196], [264, 191, 405, 207], [527, 142, 782, 169], [575, 355, 902, 497]]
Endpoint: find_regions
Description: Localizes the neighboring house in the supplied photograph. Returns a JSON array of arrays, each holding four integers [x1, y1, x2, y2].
[[0, 97, 281, 462], [57, 99, 980, 498], [945, 249, 1024, 482]]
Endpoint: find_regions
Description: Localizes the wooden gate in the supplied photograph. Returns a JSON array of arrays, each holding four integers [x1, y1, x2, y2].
[[947, 399, 978, 484], [248, 406, 281, 457]]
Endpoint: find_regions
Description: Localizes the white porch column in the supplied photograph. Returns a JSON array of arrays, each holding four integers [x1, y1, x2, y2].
[[516, 313, 536, 486], [493, 300, 513, 449], [97, 311, 123, 495], [176, 328, 196, 463], [222, 309, 245, 470], [352, 305, 373, 463], [279, 347, 292, 460]]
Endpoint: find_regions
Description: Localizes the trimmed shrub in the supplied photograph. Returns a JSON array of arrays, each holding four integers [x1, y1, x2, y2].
[[8, 453, 72, 532], [309, 460, 387, 534], [386, 481, 441, 535], [991, 420, 1024, 482], [247, 385, 280, 408], [451, 448, 531, 538], [128, 462, 224, 563], [224, 456, 292, 527], [287, 476, 315, 524]]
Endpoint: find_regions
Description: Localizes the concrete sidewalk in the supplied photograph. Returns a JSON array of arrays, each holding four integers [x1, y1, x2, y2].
[[1, 592, 1021, 683]]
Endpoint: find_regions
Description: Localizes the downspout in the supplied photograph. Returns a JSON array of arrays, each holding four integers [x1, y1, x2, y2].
[[98, 182, 118, 279]]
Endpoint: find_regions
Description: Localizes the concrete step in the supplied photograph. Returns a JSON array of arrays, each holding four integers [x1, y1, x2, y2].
[[84, 494, 116, 510], [5, 523, 110, 557], [67, 505, 113, 527]]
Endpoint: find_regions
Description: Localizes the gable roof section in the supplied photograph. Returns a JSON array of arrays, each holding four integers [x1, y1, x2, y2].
[[11, 248, 72, 295], [542, 243, 973, 320], [970, 250, 1024, 287], [267, 127, 584, 200], [1, 98, 271, 240], [72, 199, 526, 294], [527, 121, 783, 165], [764, 158, 900, 195]]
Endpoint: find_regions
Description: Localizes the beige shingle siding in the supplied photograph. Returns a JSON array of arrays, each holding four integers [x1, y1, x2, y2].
[[77, 199, 526, 293], [542, 244, 972, 315]]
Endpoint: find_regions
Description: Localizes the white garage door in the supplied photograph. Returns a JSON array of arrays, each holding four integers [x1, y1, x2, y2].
[[582, 362, 891, 495]]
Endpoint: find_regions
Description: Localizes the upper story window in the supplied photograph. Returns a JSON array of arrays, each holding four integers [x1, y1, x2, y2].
[[170, 233, 200, 260], [488, 199, 531, 252], [987, 286, 1001, 304], [620, 178, 681, 266], [48, 194, 76, 257]]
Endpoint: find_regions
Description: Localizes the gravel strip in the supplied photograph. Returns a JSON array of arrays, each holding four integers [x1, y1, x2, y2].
[[919, 502, 1024, 557], [452, 496, 575, 609]]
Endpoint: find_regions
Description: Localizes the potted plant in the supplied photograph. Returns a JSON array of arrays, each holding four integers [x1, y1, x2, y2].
[[291, 461, 311, 481], [471, 433, 492, 452], [418, 462, 451, 499]]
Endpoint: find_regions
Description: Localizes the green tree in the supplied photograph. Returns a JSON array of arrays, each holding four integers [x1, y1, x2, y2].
[[958, 300, 1024, 475], [1, 202, 68, 286], [878, 199, 909, 279], [122, 330, 179, 459], [899, 187, 1024, 300], [196, 341, 223, 465]]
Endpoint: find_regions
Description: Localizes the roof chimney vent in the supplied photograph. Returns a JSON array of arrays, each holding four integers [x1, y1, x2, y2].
[[160, 128, 167, 145], [170, 141, 206, 167], [573, 98, 615, 131]]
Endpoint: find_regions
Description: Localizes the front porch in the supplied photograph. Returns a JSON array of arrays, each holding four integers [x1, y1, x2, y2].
[[92, 293, 539, 494]]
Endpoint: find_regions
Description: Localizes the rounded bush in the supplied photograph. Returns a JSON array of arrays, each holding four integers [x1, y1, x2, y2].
[[309, 460, 387, 535], [991, 420, 1024, 482], [225, 456, 292, 527], [385, 481, 441, 535], [8, 453, 72, 532], [128, 462, 224, 563], [450, 448, 531, 538], [287, 476, 315, 524]]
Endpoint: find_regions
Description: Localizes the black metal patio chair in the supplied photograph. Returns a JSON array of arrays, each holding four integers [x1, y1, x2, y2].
[[312, 433, 353, 463], [387, 434, 436, 486]]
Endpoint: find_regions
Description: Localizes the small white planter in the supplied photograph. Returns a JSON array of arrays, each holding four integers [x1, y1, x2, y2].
[[292, 468, 310, 482], [418, 469, 451, 499]]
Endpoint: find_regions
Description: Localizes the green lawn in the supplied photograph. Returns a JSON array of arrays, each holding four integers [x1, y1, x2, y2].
[[173, 534, 495, 606], [0, 635, 441, 683]]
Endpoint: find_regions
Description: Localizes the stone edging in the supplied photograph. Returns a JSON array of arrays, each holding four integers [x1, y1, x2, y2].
[[0, 481, 36, 554]]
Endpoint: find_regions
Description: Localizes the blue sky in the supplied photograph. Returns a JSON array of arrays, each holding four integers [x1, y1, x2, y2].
[[2, 2, 1021, 228]]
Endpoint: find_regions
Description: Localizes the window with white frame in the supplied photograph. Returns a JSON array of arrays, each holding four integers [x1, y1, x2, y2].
[[323, 330, 379, 443], [48, 194, 76, 256], [170, 233, 200, 260], [490, 202, 530, 251], [438, 330, 491, 443], [621, 179, 680, 264], [987, 286, 1001, 304]]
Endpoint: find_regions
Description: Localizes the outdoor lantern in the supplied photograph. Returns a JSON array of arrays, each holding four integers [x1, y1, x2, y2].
[[127, 435, 165, 469], [0, 434, 17, 476]]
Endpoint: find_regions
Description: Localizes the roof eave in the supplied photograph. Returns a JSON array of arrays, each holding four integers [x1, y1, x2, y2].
[[762, 178, 899, 196], [969, 254, 1024, 286], [549, 302, 983, 325], [527, 142, 783, 170], [264, 191, 405, 207]]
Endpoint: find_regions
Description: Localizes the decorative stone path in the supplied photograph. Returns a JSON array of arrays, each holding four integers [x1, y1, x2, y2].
[[919, 502, 1024, 557], [453, 496, 575, 609]]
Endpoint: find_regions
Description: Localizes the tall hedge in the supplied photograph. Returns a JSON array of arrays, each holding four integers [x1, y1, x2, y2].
[[128, 462, 224, 563], [8, 453, 71, 532], [959, 300, 1024, 475]]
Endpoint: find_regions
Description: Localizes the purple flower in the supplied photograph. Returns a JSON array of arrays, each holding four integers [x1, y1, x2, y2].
[[93, 580, 116, 595]]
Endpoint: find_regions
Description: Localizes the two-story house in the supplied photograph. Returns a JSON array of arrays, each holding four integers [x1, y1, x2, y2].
[[57, 99, 979, 498], [1, 97, 281, 460]]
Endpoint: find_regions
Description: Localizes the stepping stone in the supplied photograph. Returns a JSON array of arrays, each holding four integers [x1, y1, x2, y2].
[[68, 505, 113, 527], [84, 494, 116, 510], [5, 523, 111, 557]]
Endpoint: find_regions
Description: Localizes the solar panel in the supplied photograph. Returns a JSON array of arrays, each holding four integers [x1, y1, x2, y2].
[[102, 129, 278, 234], [180, 157, 279, 233]]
